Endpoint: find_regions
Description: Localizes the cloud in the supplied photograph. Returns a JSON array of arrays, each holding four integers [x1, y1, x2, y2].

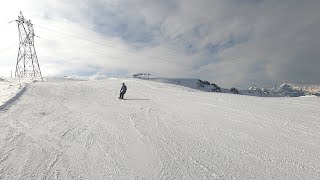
[[0, 0, 319, 88]]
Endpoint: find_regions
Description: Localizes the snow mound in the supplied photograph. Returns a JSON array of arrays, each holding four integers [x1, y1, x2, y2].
[[0, 78, 7, 82], [89, 72, 108, 80], [0, 77, 32, 109]]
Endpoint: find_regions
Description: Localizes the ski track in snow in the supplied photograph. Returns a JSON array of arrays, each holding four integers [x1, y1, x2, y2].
[[0, 78, 320, 179]]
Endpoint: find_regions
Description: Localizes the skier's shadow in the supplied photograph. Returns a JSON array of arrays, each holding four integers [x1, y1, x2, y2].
[[124, 98, 150, 101]]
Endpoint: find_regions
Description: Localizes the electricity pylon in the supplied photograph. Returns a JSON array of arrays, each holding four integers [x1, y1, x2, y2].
[[13, 11, 43, 79]]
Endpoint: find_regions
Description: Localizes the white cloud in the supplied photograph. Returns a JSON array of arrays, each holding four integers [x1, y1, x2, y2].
[[0, 0, 319, 88]]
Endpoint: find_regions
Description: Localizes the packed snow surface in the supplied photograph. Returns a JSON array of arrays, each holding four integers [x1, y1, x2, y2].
[[0, 77, 320, 179]]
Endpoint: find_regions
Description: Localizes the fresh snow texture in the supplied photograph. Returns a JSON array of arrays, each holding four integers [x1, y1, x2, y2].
[[0, 77, 320, 179]]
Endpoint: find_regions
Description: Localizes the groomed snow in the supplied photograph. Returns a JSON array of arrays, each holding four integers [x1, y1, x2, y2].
[[0, 77, 320, 179]]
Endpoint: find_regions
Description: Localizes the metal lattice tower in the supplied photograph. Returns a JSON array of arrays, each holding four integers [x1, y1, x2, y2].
[[14, 11, 43, 79]]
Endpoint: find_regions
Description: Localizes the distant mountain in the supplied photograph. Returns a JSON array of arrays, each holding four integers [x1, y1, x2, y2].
[[268, 83, 305, 97], [301, 85, 320, 97], [241, 85, 269, 97], [149, 78, 229, 93], [149, 78, 242, 95], [243, 83, 320, 97], [145, 77, 319, 97]]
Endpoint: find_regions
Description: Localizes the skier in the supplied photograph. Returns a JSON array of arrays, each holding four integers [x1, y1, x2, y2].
[[119, 83, 127, 99]]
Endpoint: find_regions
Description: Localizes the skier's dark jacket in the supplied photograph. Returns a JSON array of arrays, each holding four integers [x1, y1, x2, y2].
[[121, 84, 127, 93]]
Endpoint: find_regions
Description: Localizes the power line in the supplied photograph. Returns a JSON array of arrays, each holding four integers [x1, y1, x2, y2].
[[33, 15, 186, 56], [35, 16, 115, 41], [34, 24, 186, 65], [35, 24, 128, 50]]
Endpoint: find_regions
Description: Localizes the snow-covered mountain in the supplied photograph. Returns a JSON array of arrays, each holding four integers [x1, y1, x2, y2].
[[268, 83, 305, 97], [240, 85, 269, 97], [301, 85, 320, 96], [147, 77, 319, 97], [264, 83, 320, 97], [149, 78, 229, 93], [0, 77, 30, 109], [243, 83, 320, 97]]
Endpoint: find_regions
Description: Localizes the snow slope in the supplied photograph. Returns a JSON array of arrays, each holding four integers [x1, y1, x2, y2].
[[0, 77, 320, 179]]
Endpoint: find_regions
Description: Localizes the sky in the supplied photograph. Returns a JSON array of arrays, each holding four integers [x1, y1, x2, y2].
[[0, 0, 319, 88]]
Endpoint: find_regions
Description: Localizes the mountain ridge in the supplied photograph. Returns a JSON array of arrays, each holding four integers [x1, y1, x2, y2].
[[146, 77, 320, 97]]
